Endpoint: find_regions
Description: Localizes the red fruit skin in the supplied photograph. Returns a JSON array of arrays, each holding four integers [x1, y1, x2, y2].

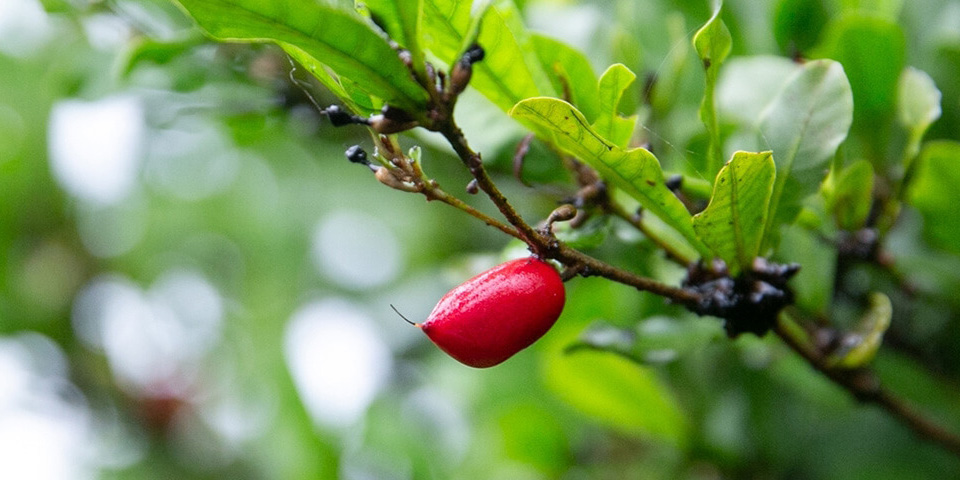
[[420, 257, 565, 368]]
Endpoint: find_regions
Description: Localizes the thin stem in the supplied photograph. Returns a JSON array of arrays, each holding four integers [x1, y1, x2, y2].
[[775, 311, 960, 457], [420, 181, 522, 240], [607, 202, 694, 266], [553, 242, 702, 304], [436, 122, 549, 253], [433, 118, 702, 305]]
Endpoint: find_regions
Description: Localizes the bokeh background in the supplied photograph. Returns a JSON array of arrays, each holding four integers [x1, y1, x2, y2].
[[3, 0, 960, 478]]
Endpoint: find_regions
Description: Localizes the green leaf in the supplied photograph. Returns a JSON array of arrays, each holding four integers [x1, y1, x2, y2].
[[361, 0, 426, 77], [422, 0, 555, 111], [815, 15, 905, 131], [717, 56, 801, 126], [284, 46, 378, 113], [568, 317, 722, 366], [543, 346, 689, 448], [826, 292, 892, 369], [907, 141, 960, 255], [759, 60, 853, 251], [553, 216, 610, 251], [593, 64, 638, 149], [776, 224, 836, 315], [532, 34, 600, 123], [693, 151, 775, 273], [693, 1, 732, 177], [824, 159, 874, 231], [172, 0, 428, 112], [897, 66, 942, 161], [117, 33, 206, 77], [510, 97, 712, 258], [838, 0, 905, 20], [773, 0, 829, 54]]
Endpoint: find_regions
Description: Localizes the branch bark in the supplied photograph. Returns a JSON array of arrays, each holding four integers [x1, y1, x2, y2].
[[776, 311, 960, 457]]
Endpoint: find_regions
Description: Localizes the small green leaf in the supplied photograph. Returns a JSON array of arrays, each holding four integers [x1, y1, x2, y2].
[[824, 159, 874, 231], [826, 292, 892, 369], [693, 151, 775, 273], [897, 66, 942, 163], [693, 2, 732, 68], [693, 2, 732, 177], [897, 67, 942, 132], [510, 97, 712, 258], [907, 141, 960, 255], [543, 346, 689, 448], [422, 0, 555, 112], [172, 0, 428, 112], [759, 59, 853, 251], [532, 34, 601, 123], [593, 64, 638, 148]]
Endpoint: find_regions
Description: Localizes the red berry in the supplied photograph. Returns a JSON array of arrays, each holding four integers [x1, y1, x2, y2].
[[418, 257, 565, 368]]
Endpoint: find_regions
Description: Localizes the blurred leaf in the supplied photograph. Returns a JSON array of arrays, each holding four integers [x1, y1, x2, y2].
[[568, 317, 722, 365], [838, 0, 905, 19], [509, 97, 713, 258], [759, 59, 853, 251], [908, 140, 960, 255], [593, 63, 638, 148], [543, 346, 690, 449], [532, 34, 600, 122], [693, 151, 775, 273], [648, 12, 691, 115], [693, 1, 732, 176], [497, 403, 571, 476], [553, 216, 610, 251], [898, 66, 942, 163], [815, 15, 905, 131], [717, 56, 801, 126], [777, 224, 836, 315], [773, 0, 829, 54], [422, 0, 555, 112], [362, 0, 426, 77], [172, 0, 429, 111], [824, 159, 874, 230], [117, 33, 206, 77], [827, 292, 892, 369], [897, 67, 942, 133]]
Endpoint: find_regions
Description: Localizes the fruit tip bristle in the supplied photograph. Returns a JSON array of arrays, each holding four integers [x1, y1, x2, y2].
[[390, 304, 417, 326]]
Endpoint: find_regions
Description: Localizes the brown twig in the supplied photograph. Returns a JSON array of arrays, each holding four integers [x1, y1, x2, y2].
[[775, 311, 960, 457]]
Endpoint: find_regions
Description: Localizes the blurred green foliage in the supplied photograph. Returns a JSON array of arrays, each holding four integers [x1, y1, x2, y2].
[[2, 0, 960, 479]]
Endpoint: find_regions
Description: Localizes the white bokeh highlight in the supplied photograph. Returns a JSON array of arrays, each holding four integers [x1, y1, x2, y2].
[[0, 335, 93, 480], [284, 299, 392, 429], [71, 271, 223, 393], [311, 212, 402, 290], [0, 0, 53, 58], [48, 96, 145, 206]]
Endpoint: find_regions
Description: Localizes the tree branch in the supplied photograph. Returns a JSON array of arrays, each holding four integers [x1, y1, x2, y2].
[[775, 311, 960, 457]]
